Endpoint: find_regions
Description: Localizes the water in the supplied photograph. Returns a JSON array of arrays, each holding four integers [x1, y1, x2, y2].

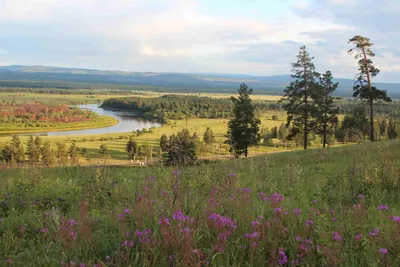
[[9, 104, 161, 136]]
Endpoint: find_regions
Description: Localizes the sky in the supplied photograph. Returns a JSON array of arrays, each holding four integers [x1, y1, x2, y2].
[[0, 0, 399, 82]]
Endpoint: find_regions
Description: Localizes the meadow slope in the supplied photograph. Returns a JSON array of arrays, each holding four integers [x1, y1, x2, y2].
[[1, 140, 400, 266]]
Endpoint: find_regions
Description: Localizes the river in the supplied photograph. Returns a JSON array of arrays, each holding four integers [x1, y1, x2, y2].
[[14, 104, 161, 136]]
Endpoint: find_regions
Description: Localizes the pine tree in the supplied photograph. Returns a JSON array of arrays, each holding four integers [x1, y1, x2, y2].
[[56, 143, 68, 165], [41, 141, 56, 166], [126, 136, 138, 160], [69, 143, 79, 165], [225, 84, 260, 158], [33, 136, 43, 163], [313, 71, 339, 148], [348, 35, 391, 142], [11, 135, 24, 163], [27, 136, 37, 164], [164, 129, 199, 165], [282, 46, 319, 150], [203, 127, 216, 145]]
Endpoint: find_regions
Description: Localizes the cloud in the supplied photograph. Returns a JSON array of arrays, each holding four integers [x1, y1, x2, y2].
[[0, 0, 399, 82]]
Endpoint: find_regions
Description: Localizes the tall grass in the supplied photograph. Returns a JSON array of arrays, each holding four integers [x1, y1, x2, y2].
[[0, 141, 399, 266]]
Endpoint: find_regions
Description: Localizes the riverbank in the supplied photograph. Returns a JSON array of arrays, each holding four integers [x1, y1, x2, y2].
[[0, 115, 118, 135]]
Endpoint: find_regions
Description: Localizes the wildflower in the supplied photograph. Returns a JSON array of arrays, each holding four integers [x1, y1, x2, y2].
[[379, 248, 388, 255], [105, 256, 111, 261], [312, 200, 318, 204], [172, 210, 193, 222], [135, 229, 152, 243], [358, 194, 366, 199], [269, 193, 284, 206], [116, 213, 126, 220], [353, 204, 361, 209], [20, 225, 25, 234], [333, 232, 343, 242], [5, 258, 12, 264], [293, 208, 301, 216], [306, 220, 314, 227], [292, 259, 300, 266], [69, 231, 77, 240], [129, 241, 134, 247], [41, 228, 48, 234], [228, 172, 237, 177], [259, 192, 268, 202], [378, 205, 389, 211], [173, 170, 180, 176], [274, 207, 283, 215], [124, 208, 131, 214], [209, 213, 236, 229], [296, 236, 301, 242], [70, 261, 76, 266], [122, 240, 129, 246], [125, 231, 130, 237], [391, 216, 400, 224], [168, 255, 174, 263], [242, 187, 251, 193], [369, 228, 380, 237], [354, 233, 362, 240], [80, 263, 86, 267], [158, 218, 171, 226], [244, 232, 259, 239], [282, 227, 289, 234], [251, 221, 260, 227], [278, 248, 288, 265], [193, 249, 199, 254], [181, 227, 190, 234], [69, 220, 76, 226]]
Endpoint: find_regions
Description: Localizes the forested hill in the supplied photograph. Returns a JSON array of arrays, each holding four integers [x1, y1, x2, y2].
[[1, 65, 400, 97]]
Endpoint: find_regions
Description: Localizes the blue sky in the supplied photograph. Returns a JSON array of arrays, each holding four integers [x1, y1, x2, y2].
[[0, 0, 399, 82]]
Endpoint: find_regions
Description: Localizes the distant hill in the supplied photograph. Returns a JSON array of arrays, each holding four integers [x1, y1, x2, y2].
[[0, 65, 399, 97]]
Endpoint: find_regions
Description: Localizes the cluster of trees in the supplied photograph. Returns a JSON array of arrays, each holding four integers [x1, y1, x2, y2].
[[0, 136, 80, 166], [282, 36, 391, 149], [0, 87, 148, 95], [0, 102, 98, 125], [101, 95, 282, 122]]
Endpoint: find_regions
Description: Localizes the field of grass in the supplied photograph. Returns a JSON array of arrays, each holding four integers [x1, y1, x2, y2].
[[0, 140, 399, 266]]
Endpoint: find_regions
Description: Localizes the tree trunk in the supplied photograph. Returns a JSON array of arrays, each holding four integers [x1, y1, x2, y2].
[[370, 97, 374, 142], [304, 86, 308, 150]]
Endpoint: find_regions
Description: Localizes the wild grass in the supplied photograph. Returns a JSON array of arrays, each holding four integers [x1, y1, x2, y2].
[[0, 140, 399, 266]]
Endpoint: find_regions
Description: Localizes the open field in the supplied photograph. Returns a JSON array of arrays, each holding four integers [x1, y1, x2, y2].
[[0, 140, 399, 266]]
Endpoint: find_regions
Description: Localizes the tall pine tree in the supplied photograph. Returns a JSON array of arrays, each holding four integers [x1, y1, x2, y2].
[[313, 71, 339, 148], [225, 83, 260, 158], [348, 35, 391, 142], [282, 46, 319, 150]]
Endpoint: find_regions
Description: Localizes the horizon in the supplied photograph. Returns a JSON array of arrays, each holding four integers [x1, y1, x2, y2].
[[0, 0, 399, 82]]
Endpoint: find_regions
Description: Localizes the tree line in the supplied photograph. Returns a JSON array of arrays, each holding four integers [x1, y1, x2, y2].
[[101, 95, 283, 122]]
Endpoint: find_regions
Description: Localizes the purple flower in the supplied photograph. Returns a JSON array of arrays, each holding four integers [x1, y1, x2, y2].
[[180, 227, 190, 234], [274, 207, 283, 214], [244, 232, 259, 239], [379, 248, 388, 255], [378, 205, 389, 211], [228, 172, 237, 177], [269, 193, 284, 206], [124, 208, 131, 214], [306, 220, 314, 227], [158, 218, 171, 226], [392, 216, 400, 224], [135, 229, 152, 243], [172, 210, 193, 222], [251, 221, 260, 227], [208, 213, 236, 229], [69, 231, 77, 240], [369, 228, 380, 237], [292, 259, 300, 266], [358, 194, 366, 199], [293, 208, 301, 216], [296, 236, 301, 242], [278, 248, 288, 265], [242, 187, 251, 193], [69, 220, 76, 226], [168, 255, 174, 262], [129, 241, 134, 247], [333, 231, 343, 242], [116, 213, 126, 220], [354, 233, 363, 240], [312, 200, 318, 204], [173, 170, 180, 176], [5, 258, 12, 264], [79, 263, 86, 267], [193, 249, 199, 254], [105, 256, 111, 261]]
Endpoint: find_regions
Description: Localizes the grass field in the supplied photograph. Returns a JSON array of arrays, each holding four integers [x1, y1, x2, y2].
[[0, 140, 399, 266]]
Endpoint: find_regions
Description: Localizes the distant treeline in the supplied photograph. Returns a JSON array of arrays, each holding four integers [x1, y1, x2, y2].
[[101, 95, 283, 121], [0, 87, 150, 95]]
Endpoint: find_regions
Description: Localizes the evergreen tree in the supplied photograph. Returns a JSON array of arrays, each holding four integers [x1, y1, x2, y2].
[[164, 129, 199, 165], [348, 35, 392, 142], [313, 71, 339, 148], [225, 84, 260, 158], [282, 46, 319, 150], [33, 136, 43, 163], [56, 143, 68, 165], [203, 127, 216, 144], [160, 134, 169, 152], [11, 135, 24, 162], [41, 141, 56, 166], [27, 136, 38, 164], [278, 123, 289, 142], [69, 143, 79, 165], [126, 136, 138, 160], [341, 106, 370, 143]]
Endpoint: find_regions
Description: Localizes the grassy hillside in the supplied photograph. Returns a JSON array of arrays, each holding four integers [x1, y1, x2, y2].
[[1, 141, 400, 266]]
